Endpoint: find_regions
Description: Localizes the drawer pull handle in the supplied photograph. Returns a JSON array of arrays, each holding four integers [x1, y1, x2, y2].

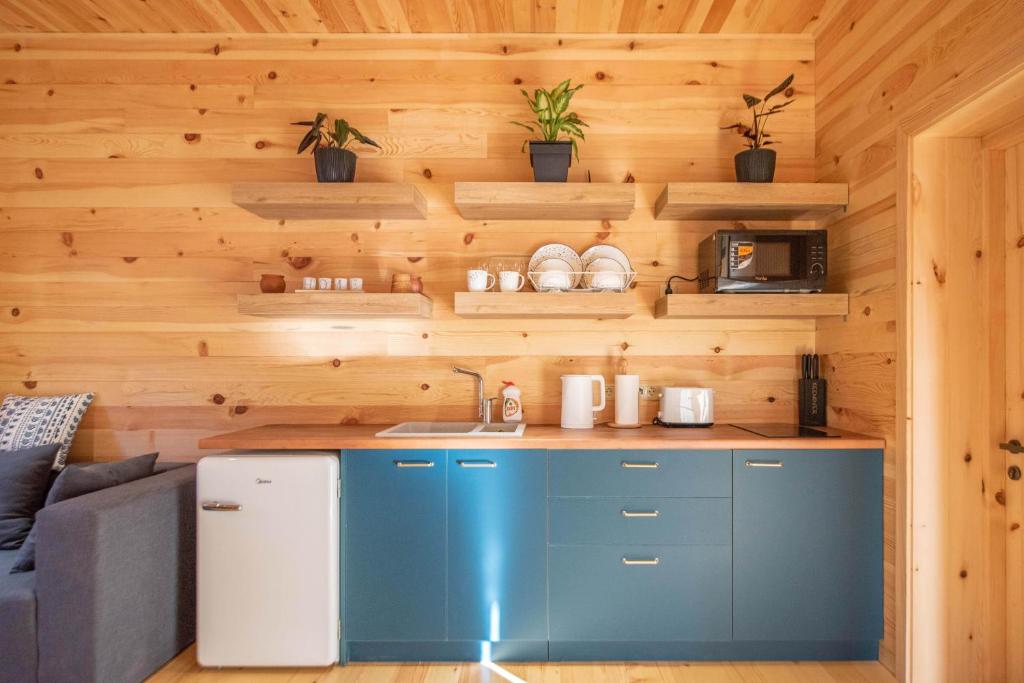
[[202, 502, 242, 512], [621, 461, 659, 469], [745, 460, 783, 468], [457, 460, 497, 468], [621, 510, 660, 518], [622, 557, 660, 566], [394, 460, 435, 468]]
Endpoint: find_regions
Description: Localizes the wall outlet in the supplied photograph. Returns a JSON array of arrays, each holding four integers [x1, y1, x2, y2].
[[605, 384, 660, 400]]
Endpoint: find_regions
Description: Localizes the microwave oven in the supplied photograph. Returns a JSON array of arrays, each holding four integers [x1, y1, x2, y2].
[[697, 229, 827, 293]]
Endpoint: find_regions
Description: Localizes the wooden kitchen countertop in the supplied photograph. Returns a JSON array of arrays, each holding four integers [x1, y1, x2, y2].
[[198, 423, 884, 451]]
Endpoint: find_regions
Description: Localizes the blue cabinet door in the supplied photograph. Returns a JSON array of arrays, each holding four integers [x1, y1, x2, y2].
[[447, 450, 547, 642], [343, 450, 446, 642], [733, 449, 883, 642]]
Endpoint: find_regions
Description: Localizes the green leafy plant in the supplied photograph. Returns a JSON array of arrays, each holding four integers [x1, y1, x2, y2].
[[292, 112, 381, 154], [721, 74, 795, 149], [511, 79, 588, 160]]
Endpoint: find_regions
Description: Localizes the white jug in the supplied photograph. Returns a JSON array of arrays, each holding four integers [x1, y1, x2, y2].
[[560, 375, 606, 429]]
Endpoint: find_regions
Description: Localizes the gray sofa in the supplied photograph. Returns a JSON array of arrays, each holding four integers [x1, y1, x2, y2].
[[0, 463, 197, 683]]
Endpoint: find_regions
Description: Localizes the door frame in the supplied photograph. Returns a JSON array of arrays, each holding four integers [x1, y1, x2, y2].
[[897, 58, 1024, 683]]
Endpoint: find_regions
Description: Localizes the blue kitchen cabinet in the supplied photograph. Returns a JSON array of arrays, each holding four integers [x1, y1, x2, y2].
[[343, 450, 447, 642], [446, 450, 547, 642], [733, 449, 883, 644]]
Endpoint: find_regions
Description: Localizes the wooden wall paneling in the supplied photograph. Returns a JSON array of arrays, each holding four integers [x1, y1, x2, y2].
[[0, 32, 817, 464]]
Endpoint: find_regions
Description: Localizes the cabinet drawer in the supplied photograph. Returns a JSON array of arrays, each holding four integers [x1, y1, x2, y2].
[[550, 497, 731, 546], [549, 450, 731, 498], [549, 545, 731, 641]]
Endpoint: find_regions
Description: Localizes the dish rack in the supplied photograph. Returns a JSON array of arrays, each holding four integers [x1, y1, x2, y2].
[[527, 270, 637, 293]]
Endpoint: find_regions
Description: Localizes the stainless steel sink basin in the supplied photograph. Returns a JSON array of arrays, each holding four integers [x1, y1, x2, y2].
[[376, 422, 526, 438]]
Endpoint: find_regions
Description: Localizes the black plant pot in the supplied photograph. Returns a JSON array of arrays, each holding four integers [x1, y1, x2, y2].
[[734, 147, 776, 183], [529, 141, 573, 182], [314, 147, 357, 182]]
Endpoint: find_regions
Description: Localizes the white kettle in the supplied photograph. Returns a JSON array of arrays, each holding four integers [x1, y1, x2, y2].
[[560, 375, 606, 429]]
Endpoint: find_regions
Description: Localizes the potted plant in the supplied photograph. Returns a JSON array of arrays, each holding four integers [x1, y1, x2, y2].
[[511, 80, 588, 182], [292, 112, 381, 183], [721, 74, 795, 182]]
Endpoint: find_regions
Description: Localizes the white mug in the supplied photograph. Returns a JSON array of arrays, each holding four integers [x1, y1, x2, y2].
[[318, 277, 332, 290], [467, 269, 496, 292], [592, 271, 625, 291], [499, 271, 525, 292], [302, 276, 317, 290], [539, 271, 571, 290], [333, 277, 348, 291], [350, 277, 363, 291]]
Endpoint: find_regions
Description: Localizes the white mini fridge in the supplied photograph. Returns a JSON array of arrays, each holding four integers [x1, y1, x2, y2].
[[196, 453, 339, 667]]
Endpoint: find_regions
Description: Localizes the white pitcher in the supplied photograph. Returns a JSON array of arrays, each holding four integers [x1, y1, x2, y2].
[[560, 375, 606, 429]]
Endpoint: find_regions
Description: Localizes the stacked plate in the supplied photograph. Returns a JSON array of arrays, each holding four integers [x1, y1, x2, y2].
[[528, 243, 633, 292]]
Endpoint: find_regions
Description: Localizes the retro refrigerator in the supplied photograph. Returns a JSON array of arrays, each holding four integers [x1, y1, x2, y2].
[[196, 453, 340, 666]]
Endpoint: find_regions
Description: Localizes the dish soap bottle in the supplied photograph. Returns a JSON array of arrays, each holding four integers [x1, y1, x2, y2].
[[501, 381, 523, 423]]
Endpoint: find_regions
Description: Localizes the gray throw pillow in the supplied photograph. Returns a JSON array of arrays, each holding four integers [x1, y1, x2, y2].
[[0, 393, 94, 469], [9, 452, 158, 573], [0, 443, 62, 549]]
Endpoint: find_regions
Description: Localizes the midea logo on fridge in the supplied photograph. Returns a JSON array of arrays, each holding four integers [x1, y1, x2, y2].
[[255, 478, 272, 485]]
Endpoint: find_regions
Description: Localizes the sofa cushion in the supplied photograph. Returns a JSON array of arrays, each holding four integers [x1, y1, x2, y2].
[[10, 453, 159, 573], [0, 443, 62, 550], [0, 393, 94, 470], [0, 549, 38, 683]]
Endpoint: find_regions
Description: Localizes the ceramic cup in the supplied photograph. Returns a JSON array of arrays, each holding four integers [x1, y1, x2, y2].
[[538, 271, 571, 290], [333, 277, 348, 291], [350, 277, 364, 291], [591, 271, 625, 291], [259, 274, 286, 294], [318, 277, 332, 290], [499, 271, 526, 292], [302, 276, 317, 290], [467, 269, 496, 292]]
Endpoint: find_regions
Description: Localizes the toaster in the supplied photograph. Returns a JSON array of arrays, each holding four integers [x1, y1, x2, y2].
[[655, 387, 714, 427]]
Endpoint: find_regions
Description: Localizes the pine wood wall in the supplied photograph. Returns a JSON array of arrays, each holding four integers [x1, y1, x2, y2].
[[0, 33, 816, 461], [814, 0, 1024, 675]]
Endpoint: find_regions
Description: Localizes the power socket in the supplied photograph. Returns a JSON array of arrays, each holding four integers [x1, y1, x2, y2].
[[605, 384, 660, 401]]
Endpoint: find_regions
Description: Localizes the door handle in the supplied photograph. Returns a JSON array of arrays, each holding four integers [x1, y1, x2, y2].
[[621, 509, 660, 518], [457, 460, 497, 468], [621, 461, 659, 469], [745, 460, 784, 468], [1000, 439, 1023, 454], [622, 557, 660, 566], [201, 502, 242, 512], [394, 460, 435, 468]]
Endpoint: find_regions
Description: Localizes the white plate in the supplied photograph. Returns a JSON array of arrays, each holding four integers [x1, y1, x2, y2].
[[529, 244, 583, 288], [583, 257, 627, 289], [580, 244, 631, 276]]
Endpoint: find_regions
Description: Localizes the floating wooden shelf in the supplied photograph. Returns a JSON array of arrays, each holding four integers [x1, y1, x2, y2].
[[653, 182, 848, 220], [238, 292, 432, 318], [232, 182, 427, 220], [454, 182, 635, 220], [454, 291, 636, 319], [654, 293, 849, 319]]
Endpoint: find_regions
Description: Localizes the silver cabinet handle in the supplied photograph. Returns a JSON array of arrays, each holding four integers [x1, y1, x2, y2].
[[202, 502, 242, 512], [621, 510, 660, 518], [394, 460, 435, 468], [621, 461, 659, 469], [622, 557, 660, 566], [457, 460, 497, 468], [745, 460, 783, 468]]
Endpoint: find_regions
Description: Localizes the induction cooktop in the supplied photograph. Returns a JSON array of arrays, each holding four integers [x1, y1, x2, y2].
[[730, 423, 840, 439]]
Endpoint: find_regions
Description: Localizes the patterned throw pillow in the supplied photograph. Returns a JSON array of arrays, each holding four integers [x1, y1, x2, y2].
[[0, 393, 95, 469]]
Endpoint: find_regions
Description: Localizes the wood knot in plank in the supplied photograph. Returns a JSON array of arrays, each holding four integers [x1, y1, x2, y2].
[[211, 393, 225, 405], [932, 260, 946, 284], [331, 359, 341, 368], [287, 256, 312, 269], [233, 405, 247, 414], [996, 490, 1006, 506], [197, 341, 209, 357], [22, 380, 36, 389]]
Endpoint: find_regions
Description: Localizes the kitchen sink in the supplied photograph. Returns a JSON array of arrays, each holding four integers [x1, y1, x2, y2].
[[376, 422, 526, 438]]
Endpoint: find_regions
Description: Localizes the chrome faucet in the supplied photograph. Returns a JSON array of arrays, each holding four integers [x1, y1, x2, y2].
[[452, 366, 494, 424]]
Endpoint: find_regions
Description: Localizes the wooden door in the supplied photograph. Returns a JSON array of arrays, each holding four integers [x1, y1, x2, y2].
[[1004, 142, 1024, 683]]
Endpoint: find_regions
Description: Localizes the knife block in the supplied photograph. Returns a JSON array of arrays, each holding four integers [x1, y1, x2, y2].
[[799, 379, 827, 426]]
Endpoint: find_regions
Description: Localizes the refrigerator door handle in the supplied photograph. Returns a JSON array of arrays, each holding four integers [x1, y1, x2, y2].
[[201, 502, 243, 512]]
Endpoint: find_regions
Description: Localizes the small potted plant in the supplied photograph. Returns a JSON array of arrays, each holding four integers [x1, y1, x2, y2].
[[292, 112, 381, 183], [511, 80, 588, 182], [721, 74, 795, 182]]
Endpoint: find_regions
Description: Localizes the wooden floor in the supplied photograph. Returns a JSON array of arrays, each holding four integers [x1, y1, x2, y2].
[[148, 646, 898, 683]]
